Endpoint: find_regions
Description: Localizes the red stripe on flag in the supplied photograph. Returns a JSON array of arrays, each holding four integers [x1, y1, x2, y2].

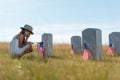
[[106, 47, 114, 55], [37, 42, 44, 56], [70, 48, 74, 54], [82, 49, 91, 60]]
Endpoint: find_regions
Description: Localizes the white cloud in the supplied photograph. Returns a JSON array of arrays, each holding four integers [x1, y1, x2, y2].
[[34, 24, 120, 36], [1, 24, 120, 44], [30, 24, 120, 44]]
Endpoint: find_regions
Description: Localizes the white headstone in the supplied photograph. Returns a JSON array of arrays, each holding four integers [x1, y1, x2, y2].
[[82, 28, 102, 60], [42, 33, 53, 57], [71, 36, 82, 54], [109, 32, 120, 55]]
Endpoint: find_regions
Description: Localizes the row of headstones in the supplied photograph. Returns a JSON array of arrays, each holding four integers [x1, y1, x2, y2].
[[71, 28, 102, 60], [42, 28, 120, 60]]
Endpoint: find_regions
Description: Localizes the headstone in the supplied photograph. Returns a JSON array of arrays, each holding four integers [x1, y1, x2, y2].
[[71, 36, 82, 54], [42, 33, 53, 57], [109, 32, 120, 55], [82, 28, 102, 60]]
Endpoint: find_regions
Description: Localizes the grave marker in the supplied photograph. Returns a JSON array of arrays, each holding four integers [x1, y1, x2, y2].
[[109, 32, 120, 55], [71, 36, 82, 54], [42, 33, 53, 57], [82, 28, 102, 60]]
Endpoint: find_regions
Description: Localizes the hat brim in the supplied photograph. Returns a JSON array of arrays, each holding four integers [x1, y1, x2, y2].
[[20, 27, 34, 34]]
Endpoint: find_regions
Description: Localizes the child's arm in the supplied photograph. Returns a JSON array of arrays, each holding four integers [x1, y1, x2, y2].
[[17, 34, 25, 48], [23, 44, 33, 54]]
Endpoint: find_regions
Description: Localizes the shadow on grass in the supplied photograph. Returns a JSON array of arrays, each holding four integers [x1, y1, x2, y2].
[[22, 55, 64, 63], [49, 55, 64, 60]]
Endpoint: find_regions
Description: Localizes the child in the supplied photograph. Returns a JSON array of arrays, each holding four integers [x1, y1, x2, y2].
[[10, 24, 34, 58]]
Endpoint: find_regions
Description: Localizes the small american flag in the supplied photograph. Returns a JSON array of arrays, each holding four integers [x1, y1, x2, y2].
[[82, 43, 91, 60], [106, 43, 114, 55], [70, 45, 74, 54], [37, 42, 44, 56]]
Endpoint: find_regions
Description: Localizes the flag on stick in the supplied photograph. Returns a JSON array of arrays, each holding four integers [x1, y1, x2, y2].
[[37, 42, 44, 56], [70, 45, 74, 54], [82, 43, 91, 60], [106, 43, 114, 55]]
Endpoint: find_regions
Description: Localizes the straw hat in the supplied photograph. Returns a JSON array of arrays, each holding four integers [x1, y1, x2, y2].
[[20, 24, 34, 34]]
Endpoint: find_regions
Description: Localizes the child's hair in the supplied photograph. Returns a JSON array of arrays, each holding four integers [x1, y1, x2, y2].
[[20, 29, 25, 35], [20, 29, 26, 44]]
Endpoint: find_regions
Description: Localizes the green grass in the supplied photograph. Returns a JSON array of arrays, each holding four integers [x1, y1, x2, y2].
[[0, 43, 120, 80]]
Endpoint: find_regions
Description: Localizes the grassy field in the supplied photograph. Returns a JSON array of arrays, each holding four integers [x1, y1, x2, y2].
[[0, 42, 120, 80]]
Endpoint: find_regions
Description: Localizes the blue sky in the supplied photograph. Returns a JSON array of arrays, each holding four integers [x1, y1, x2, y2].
[[0, 0, 120, 44]]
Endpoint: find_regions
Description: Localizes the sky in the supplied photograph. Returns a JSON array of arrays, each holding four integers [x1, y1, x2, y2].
[[0, 0, 120, 44]]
